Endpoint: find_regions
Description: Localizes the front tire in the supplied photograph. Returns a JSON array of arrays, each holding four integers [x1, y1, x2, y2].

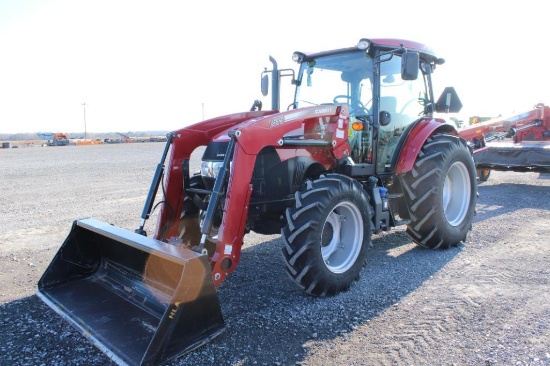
[[399, 134, 477, 249], [281, 174, 371, 296]]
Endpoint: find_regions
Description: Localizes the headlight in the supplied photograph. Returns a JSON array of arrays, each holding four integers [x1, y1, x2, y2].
[[201, 161, 224, 179], [292, 52, 305, 62], [357, 39, 370, 51]]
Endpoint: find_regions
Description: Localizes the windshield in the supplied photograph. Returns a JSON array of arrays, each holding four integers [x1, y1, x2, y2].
[[295, 51, 374, 119]]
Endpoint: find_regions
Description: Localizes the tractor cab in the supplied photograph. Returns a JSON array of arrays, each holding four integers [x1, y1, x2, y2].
[[293, 40, 434, 176], [263, 38, 460, 177]]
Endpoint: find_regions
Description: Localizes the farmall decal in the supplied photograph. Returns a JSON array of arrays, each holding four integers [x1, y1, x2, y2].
[[269, 115, 285, 128], [269, 108, 333, 128]]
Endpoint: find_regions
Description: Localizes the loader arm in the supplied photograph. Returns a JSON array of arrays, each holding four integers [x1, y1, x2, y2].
[[154, 110, 277, 241], [203, 105, 351, 286]]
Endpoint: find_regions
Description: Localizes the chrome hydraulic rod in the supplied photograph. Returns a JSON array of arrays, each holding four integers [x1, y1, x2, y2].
[[199, 131, 237, 246], [136, 132, 174, 236]]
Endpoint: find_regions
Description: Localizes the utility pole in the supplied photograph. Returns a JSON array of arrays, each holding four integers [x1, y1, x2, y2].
[[82, 102, 87, 140]]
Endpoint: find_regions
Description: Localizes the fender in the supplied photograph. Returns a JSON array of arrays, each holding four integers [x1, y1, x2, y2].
[[395, 117, 458, 174]]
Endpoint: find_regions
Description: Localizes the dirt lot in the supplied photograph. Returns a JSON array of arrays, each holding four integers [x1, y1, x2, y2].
[[0, 143, 549, 365]]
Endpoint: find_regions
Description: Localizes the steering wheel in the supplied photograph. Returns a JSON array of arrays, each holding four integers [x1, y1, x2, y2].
[[333, 95, 368, 115], [333, 95, 352, 104]]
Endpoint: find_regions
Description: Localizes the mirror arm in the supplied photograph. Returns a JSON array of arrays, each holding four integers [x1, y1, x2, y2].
[[250, 100, 262, 111]]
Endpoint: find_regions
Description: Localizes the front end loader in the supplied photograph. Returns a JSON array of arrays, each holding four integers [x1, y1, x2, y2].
[[38, 38, 478, 365]]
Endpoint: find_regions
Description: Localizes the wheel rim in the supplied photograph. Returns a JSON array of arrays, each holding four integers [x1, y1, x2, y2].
[[320, 201, 363, 274], [442, 161, 471, 226]]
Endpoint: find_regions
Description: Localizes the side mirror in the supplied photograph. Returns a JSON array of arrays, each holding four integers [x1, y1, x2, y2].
[[379, 111, 392, 126], [435, 87, 463, 113], [261, 74, 269, 97], [401, 51, 419, 81]]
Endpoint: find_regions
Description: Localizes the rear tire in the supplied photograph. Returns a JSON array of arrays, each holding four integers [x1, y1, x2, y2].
[[400, 134, 477, 249], [281, 174, 371, 296]]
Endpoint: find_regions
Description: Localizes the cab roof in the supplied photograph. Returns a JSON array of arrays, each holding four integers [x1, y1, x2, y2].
[[297, 38, 440, 63]]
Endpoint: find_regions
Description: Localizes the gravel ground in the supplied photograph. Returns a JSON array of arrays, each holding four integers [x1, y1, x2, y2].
[[0, 143, 549, 365]]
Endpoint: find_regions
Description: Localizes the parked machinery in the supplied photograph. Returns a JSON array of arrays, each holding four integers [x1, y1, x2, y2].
[[459, 103, 550, 181], [37, 132, 70, 146]]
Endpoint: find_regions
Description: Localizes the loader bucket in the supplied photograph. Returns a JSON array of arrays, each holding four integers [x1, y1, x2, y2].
[[37, 218, 224, 366]]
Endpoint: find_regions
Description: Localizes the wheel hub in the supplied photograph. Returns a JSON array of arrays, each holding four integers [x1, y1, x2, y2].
[[320, 201, 363, 273], [443, 161, 471, 226]]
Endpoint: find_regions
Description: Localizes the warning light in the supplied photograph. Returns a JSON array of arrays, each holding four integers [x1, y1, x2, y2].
[[351, 122, 363, 131]]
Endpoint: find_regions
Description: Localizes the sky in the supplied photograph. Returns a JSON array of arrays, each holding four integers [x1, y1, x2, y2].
[[1, 0, 548, 134]]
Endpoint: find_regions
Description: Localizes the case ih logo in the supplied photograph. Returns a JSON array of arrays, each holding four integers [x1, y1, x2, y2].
[[315, 107, 333, 114]]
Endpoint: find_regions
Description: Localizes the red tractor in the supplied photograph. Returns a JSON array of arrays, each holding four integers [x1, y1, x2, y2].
[[38, 38, 477, 365]]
